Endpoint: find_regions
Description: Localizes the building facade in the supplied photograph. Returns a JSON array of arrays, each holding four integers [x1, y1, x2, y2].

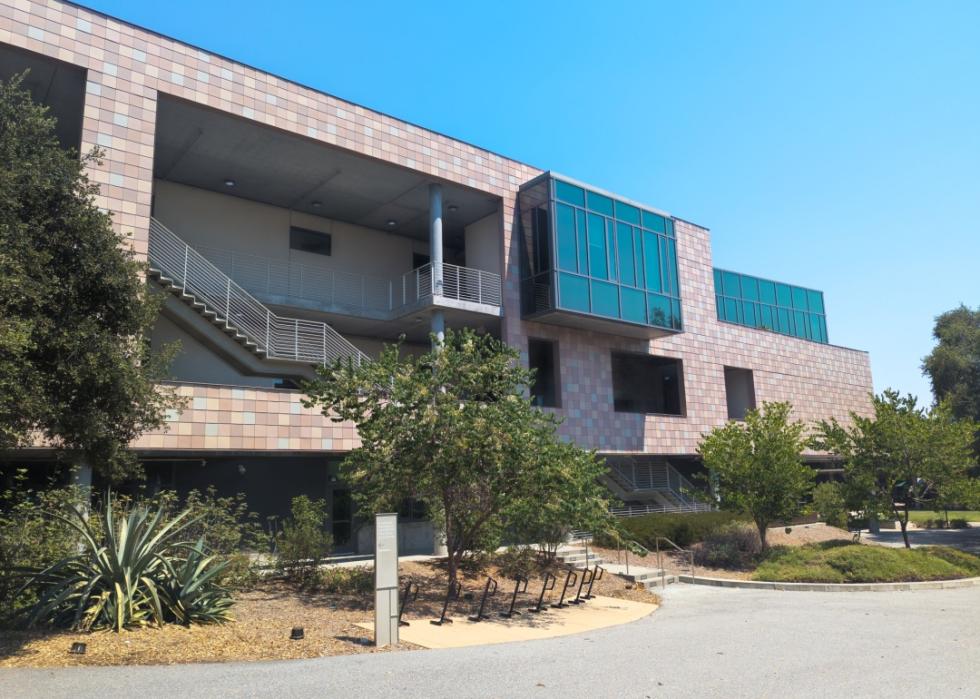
[[1, 0, 873, 553]]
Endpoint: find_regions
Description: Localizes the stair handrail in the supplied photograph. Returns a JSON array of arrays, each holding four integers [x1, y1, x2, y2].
[[655, 536, 694, 588], [148, 217, 368, 367]]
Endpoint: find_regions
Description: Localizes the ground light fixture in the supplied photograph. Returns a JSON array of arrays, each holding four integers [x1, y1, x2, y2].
[[69, 642, 86, 654], [290, 626, 304, 640]]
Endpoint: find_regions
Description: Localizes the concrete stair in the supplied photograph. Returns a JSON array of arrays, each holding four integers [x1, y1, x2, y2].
[[149, 267, 267, 359], [555, 546, 604, 568], [601, 562, 680, 590]]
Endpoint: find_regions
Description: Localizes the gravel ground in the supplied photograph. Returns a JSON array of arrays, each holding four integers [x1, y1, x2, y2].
[[0, 558, 656, 668], [2, 583, 977, 698]]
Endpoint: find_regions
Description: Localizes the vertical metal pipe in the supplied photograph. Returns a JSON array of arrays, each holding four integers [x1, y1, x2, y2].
[[429, 183, 443, 297]]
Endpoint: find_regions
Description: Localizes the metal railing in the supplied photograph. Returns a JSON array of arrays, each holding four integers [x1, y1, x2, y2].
[[148, 218, 368, 367], [609, 502, 714, 517], [656, 536, 695, 588], [194, 244, 502, 317], [607, 460, 714, 515]]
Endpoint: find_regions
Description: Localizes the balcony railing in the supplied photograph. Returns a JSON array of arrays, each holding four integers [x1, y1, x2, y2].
[[195, 244, 502, 317]]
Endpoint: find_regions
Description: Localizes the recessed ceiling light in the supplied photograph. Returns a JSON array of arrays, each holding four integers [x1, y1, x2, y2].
[[223, 178, 236, 187], [448, 204, 459, 213], [386, 219, 397, 227], [311, 200, 322, 208]]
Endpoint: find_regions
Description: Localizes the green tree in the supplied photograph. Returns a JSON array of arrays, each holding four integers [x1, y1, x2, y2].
[[815, 391, 976, 548], [303, 329, 612, 585], [697, 402, 813, 551], [922, 305, 980, 428], [0, 73, 177, 481], [809, 481, 848, 529]]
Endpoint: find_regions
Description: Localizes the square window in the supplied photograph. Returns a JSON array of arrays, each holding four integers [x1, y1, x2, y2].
[[724, 367, 756, 420], [611, 352, 685, 415]]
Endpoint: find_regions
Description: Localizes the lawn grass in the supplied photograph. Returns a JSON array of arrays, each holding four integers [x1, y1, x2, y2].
[[752, 542, 980, 583], [906, 510, 980, 524]]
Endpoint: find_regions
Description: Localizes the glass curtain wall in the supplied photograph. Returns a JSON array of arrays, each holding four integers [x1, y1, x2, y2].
[[713, 269, 828, 343], [519, 175, 683, 331]]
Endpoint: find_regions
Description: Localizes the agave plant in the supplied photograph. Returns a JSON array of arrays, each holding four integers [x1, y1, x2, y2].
[[158, 540, 234, 625], [22, 495, 233, 631]]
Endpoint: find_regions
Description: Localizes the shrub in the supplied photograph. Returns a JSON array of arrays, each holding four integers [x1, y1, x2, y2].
[[276, 495, 333, 583], [618, 511, 749, 549], [753, 542, 980, 583], [0, 472, 84, 618], [693, 523, 761, 569], [315, 566, 374, 596], [496, 545, 538, 579], [20, 495, 232, 631], [810, 482, 848, 529]]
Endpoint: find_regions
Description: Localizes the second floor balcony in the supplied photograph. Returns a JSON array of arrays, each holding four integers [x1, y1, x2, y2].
[[195, 243, 502, 322]]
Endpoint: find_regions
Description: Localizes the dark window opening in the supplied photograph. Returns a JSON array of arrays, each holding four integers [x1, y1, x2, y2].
[[289, 226, 332, 256], [331, 487, 352, 546], [398, 497, 428, 521], [611, 352, 685, 415], [528, 338, 560, 407], [724, 366, 756, 420]]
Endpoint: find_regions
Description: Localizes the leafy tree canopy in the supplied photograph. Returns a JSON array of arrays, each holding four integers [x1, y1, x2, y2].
[[0, 73, 177, 481], [303, 329, 612, 584], [697, 401, 813, 550], [922, 304, 980, 456], [814, 390, 976, 548]]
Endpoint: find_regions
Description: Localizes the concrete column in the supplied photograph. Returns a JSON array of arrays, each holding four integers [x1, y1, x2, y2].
[[429, 183, 445, 348]]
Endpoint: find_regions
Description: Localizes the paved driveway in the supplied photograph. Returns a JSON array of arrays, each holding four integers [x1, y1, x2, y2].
[[3, 584, 978, 698], [864, 525, 980, 554]]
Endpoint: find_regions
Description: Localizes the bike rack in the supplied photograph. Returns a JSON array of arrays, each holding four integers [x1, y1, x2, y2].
[[529, 572, 556, 613], [430, 579, 461, 626], [500, 576, 529, 618], [468, 576, 498, 622], [550, 570, 578, 609], [398, 580, 420, 627], [583, 566, 604, 600], [569, 568, 594, 605]]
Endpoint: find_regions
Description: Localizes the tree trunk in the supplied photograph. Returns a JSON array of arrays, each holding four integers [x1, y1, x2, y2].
[[899, 501, 911, 549], [757, 520, 768, 552]]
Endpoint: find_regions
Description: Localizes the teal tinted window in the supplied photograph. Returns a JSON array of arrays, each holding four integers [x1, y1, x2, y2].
[[759, 280, 777, 304], [617, 223, 636, 286], [642, 210, 666, 234], [587, 213, 608, 279], [556, 203, 577, 271], [724, 297, 739, 323], [776, 283, 792, 307], [606, 225, 618, 280], [722, 271, 741, 297], [807, 289, 824, 314], [622, 287, 646, 323], [575, 209, 588, 273], [713, 269, 723, 292], [558, 273, 589, 312], [664, 238, 678, 296], [649, 293, 673, 328], [591, 280, 619, 317], [555, 180, 585, 207], [743, 302, 757, 327], [776, 308, 791, 334], [760, 305, 774, 330], [643, 230, 662, 293], [525, 176, 682, 331], [792, 286, 808, 310], [615, 201, 640, 225], [586, 191, 614, 216], [741, 275, 759, 301], [793, 311, 807, 338]]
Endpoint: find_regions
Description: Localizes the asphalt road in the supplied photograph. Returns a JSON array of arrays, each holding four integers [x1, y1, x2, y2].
[[864, 525, 980, 554], [3, 584, 978, 698]]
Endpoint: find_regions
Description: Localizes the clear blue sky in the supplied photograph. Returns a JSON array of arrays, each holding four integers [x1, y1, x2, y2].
[[82, 0, 980, 403]]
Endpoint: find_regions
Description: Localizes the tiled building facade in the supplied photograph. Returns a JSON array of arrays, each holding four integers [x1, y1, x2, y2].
[[3, 1, 872, 545]]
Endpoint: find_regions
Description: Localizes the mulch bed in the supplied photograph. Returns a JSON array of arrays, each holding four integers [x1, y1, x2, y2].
[[0, 555, 657, 668]]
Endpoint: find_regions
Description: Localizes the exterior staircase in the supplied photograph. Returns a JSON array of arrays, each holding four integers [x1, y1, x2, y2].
[[147, 217, 368, 367], [604, 458, 714, 516]]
